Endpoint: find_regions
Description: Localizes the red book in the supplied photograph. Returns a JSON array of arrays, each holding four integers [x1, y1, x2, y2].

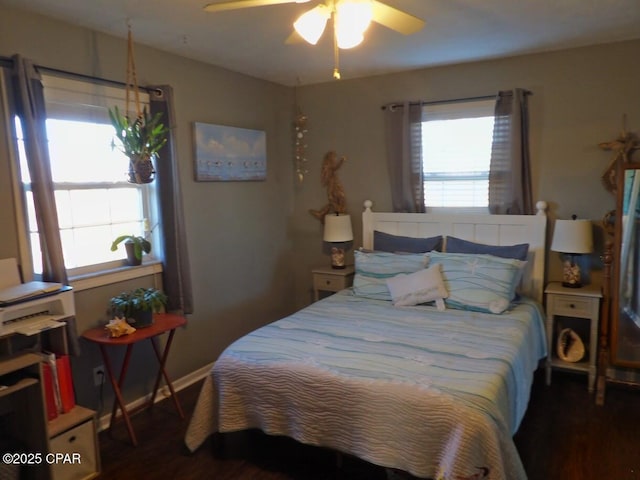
[[41, 362, 58, 421], [55, 355, 76, 413]]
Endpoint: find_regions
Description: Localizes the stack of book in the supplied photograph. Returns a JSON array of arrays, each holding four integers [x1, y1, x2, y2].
[[40, 352, 75, 420]]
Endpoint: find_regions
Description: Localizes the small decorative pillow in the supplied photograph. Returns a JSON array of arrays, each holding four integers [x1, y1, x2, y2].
[[445, 236, 529, 261], [374, 231, 443, 253], [386, 264, 448, 309], [429, 251, 524, 314], [353, 250, 429, 301]]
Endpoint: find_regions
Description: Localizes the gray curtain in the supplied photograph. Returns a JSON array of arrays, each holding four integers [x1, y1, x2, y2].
[[149, 85, 194, 314], [383, 102, 425, 213], [488, 89, 533, 215], [11, 55, 81, 355]]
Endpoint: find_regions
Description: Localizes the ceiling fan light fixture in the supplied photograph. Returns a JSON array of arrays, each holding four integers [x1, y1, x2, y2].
[[294, 4, 330, 45], [335, 0, 372, 49]]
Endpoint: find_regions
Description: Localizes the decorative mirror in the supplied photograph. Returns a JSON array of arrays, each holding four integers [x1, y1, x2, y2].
[[611, 164, 640, 367]]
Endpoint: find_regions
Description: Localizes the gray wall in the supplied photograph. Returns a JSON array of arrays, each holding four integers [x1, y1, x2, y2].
[[0, 6, 296, 413], [291, 40, 640, 309], [2, 5, 639, 413]]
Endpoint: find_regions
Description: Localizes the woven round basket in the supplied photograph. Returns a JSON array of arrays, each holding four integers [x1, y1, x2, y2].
[[557, 328, 585, 363]]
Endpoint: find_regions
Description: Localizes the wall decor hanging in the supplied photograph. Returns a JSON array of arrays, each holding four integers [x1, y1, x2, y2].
[[294, 109, 308, 183], [309, 150, 347, 222], [599, 115, 639, 195], [194, 122, 267, 181]]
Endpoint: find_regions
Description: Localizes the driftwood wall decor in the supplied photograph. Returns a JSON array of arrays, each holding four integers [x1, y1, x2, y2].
[[309, 151, 347, 223], [599, 116, 640, 194]]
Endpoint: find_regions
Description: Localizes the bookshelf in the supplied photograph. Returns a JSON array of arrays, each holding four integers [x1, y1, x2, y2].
[[0, 325, 100, 480]]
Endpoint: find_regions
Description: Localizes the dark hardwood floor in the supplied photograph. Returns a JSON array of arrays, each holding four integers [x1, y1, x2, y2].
[[97, 369, 640, 480]]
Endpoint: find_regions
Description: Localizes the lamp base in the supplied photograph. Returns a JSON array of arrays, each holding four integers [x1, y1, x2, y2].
[[330, 246, 346, 269], [562, 256, 583, 288]]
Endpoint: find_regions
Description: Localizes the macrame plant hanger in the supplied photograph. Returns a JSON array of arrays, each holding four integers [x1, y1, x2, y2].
[[124, 24, 156, 183], [125, 24, 142, 123]]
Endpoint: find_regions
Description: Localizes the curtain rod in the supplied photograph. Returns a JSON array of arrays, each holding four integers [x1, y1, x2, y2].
[[381, 90, 532, 111], [0, 55, 158, 94]]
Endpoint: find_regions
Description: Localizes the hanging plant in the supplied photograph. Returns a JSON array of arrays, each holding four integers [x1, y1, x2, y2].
[[109, 105, 168, 184], [108, 24, 168, 184]]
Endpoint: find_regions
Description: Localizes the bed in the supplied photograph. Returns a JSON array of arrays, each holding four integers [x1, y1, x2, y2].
[[185, 201, 549, 480]]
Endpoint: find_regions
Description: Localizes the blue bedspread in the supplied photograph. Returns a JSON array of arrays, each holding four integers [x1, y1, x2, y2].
[[185, 290, 547, 479]]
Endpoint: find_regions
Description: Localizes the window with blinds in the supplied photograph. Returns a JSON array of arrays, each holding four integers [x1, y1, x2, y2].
[[15, 74, 157, 275], [422, 99, 495, 212]]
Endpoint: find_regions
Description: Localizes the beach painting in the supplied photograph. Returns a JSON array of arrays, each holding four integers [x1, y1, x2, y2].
[[194, 122, 266, 181]]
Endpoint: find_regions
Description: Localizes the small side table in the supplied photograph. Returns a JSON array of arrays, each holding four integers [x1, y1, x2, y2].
[[312, 265, 355, 301], [82, 313, 186, 446], [544, 282, 602, 392]]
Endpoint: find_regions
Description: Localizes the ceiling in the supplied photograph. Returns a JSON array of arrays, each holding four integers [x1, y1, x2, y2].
[[3, 0, 640, 86]]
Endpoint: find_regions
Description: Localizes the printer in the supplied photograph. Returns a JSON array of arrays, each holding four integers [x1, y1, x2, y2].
[[0, 282, 75, 337], [0, 258, 74, 338]]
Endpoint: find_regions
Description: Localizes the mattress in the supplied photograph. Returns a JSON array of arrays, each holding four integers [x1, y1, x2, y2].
[[185, 289, 547, 479]]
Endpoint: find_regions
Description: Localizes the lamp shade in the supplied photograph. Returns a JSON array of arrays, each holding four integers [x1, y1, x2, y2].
[[551, 219, 593, 254], [323, 214, 353, 242]]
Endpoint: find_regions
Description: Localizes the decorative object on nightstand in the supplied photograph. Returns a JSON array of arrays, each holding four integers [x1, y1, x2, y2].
[[323, 213, 353, 269], [545, 282, 602, 392], [556, 327, 585, 363], [312, 265, 355, 301], [551, 215, 593, 288]]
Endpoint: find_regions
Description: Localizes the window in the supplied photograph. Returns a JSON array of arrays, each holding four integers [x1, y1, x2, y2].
[[15, 75, 157, 276], [422, 99, 495, 212]]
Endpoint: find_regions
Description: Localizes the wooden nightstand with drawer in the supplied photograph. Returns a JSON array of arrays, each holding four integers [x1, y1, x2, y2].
[[544, 282, 602, 392], [312, 265, 355, 301]]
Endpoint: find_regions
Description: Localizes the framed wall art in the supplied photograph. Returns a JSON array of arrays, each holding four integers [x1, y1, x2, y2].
[[194, 122, 267, 181]]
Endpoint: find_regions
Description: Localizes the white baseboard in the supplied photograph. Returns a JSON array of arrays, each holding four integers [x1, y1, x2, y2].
[[96, 362, 214, 432]]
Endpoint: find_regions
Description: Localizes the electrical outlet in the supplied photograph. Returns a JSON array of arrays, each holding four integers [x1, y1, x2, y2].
[[93, 366, 105, 386]]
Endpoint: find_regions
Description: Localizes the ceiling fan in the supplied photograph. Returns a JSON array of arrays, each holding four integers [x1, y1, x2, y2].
[[203, 0, 425, 79]]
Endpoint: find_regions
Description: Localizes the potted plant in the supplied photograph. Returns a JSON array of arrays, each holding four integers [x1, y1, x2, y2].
[[109, 287, 168, 328], [108, 105, 169, 184], [111, 235, 151, 266]]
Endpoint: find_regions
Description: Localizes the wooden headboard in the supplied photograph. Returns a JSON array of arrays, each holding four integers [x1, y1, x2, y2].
[[362, 200, 548, 303]]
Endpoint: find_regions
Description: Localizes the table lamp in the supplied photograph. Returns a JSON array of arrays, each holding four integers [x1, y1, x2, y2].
[[551, 215, 593, 288], [323, 213, 353, 269]]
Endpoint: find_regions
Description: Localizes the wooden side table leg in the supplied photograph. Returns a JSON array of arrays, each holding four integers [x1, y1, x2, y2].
[[103, 344, 138, 446], [148, 330, 184, 418]]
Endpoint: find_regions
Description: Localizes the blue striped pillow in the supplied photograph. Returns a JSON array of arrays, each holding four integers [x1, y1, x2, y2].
[[353, 250, 429, 301], [429, 251, 524, 314]]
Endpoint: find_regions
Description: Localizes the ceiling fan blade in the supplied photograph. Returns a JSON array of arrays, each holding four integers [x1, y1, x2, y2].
[[371, 0, 425, 35], [204, 0, 310, 13]]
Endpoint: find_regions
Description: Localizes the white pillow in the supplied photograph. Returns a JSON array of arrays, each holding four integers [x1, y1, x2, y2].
[[386, 264, 448, 309]]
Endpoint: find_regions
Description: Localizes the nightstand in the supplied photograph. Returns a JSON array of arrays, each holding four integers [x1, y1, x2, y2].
[[312, 265, 355, 301], [544, 282, 602, 392]]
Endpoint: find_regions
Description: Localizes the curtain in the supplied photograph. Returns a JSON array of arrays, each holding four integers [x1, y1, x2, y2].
[[383, 102, 425, 213], [488, 89, 533, 215], [149, 85, 194, 315], [11, 55, 81, 354]]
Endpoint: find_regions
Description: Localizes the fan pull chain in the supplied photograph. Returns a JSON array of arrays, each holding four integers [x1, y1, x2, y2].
[[125, 23, 142, 119], [332, 13, 341, 80]]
